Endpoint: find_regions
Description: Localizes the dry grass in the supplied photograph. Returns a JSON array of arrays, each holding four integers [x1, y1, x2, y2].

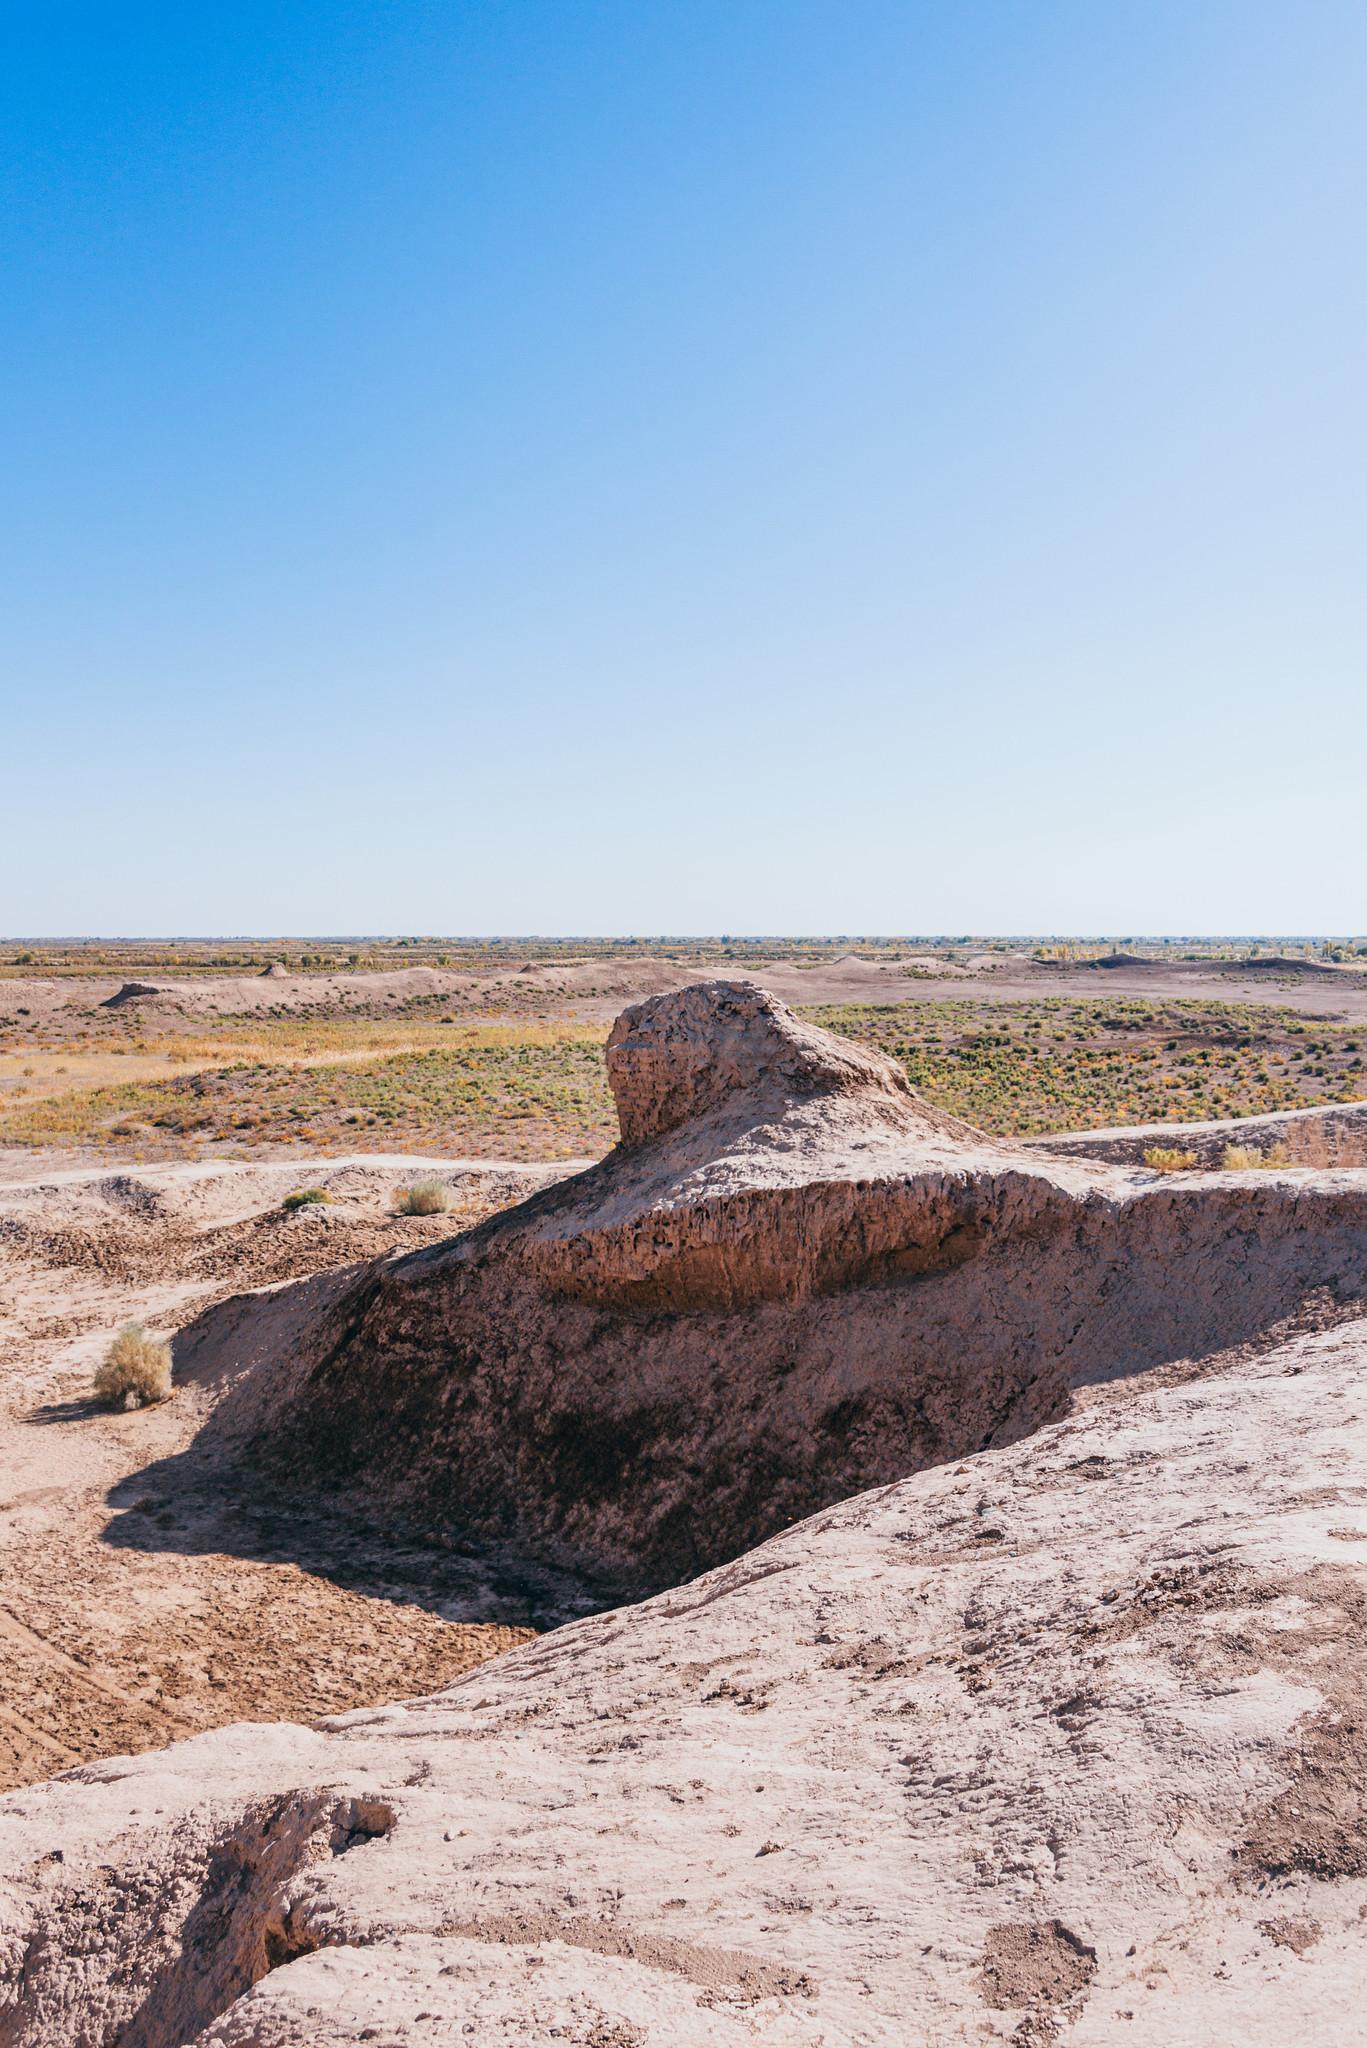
[[0, 1032, 614, 1163], [93, 1325, 172, 1408], [393, 1178, 451, 1216], [1220, 1142, 1292, 1171], [1143, 1146, 1199, 1174], [282, 1187, 332, 1210]]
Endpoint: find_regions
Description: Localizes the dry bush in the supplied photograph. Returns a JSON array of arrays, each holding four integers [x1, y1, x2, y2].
[[94, 1324, 172, 1408], [1143, 1146, 1199, 1173], [1220, 1144, 1264, 1170], [393, 1178, 451, 1216], [1221, 1141, 1292, 1170], [282, 1187, 332, 1210]]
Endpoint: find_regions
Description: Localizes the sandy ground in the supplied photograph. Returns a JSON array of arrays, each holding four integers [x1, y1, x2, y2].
[[0, 1154, 586, 1796], [6, 951, 1367, 1034]]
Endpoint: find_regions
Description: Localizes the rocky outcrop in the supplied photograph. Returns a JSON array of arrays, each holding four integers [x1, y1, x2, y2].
[[179, 982, 1367, 1598], [602, 979, 958, 1145], [4, 1316, 1367, 2046]]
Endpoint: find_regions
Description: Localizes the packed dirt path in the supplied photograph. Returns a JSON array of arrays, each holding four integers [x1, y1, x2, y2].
[[0, 1154, 582, 1795]]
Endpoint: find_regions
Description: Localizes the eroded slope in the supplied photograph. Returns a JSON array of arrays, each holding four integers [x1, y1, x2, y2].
[[193, 983, 1367, 1594], [3, 1318, 1367, 2045]]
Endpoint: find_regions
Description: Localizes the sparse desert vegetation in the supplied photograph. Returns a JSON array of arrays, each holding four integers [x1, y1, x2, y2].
[[1220, 1142, 1292, 1170], [393, 1177, 451, 1214], [2, 993, 1366, 1159], [4, 933, 1365, 979], [93, 1323, 172, 1408], [810, 998, 1367, 1136], [1142, 1145, 1199, 1173], [0, 1023, 614, 1159], [5, 973, 1367, 2048]]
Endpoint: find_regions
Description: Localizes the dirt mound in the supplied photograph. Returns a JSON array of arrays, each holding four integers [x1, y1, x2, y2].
[[604, 977, 962, 1144], [4, 1315, 1367, 2045], [100, 980, 169, 1007], [181, 982, 1367, 1596], [1233, 954, 1348, 977]]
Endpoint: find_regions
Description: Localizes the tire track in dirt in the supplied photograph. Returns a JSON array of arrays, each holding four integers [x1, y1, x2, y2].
[[0, 1604, 196, 1731], [0, 1605, 196, 1775]]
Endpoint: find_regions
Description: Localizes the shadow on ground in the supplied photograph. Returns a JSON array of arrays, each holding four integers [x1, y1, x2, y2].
[[99, 1453, 605, 1632], [77, 1254, 599, 1632]]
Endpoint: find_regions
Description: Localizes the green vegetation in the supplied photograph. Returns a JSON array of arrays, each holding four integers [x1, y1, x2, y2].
[[0, 1026, 615, 1159], [2, 997, 1364, 1160], [282, 1187, 332, 1210], [807, 999, 1367, 1136]]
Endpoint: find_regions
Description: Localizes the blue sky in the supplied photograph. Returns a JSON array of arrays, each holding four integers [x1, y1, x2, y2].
[[3, 2, 1364, 936]]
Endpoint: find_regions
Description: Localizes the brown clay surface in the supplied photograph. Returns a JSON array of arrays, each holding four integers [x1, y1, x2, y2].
[[4, 1314, 1367, 2045], [0, 1156, 577, 1794], [5, 946, 1367, 1039]]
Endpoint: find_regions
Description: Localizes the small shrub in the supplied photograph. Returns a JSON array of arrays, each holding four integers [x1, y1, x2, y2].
[[1221, 1141, 1292, 1170], [282, 1187, 332, 1211], [1143, 1146, 1198, 1173], [393, 1178, 451, 1216], [94, 1324, 172, 1408]]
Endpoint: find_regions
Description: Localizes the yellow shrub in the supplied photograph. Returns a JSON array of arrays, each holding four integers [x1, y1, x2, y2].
[[393, 1178, 451, 1215], [94, 1324, 172, 1408], [1220, 1144, 1263, 1170], [1220, 1141, 1293, 1170], [1143, 1146, 1198, 1174]]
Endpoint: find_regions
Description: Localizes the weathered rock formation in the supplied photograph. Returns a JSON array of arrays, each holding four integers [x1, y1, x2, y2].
[[184, 982, 1367, 1598], [3, 981, 1367, 2045], [3, 1318, 1367, 2045]]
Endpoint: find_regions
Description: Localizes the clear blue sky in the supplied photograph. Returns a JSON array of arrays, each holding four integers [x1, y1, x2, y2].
[[3, 2, 1364, 936]]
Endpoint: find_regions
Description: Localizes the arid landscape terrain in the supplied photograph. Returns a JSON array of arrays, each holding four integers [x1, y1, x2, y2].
[[4, 939, 1367, 1165], [1, 945, 1366, 2043], [13, 0, 1367, 2035]]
